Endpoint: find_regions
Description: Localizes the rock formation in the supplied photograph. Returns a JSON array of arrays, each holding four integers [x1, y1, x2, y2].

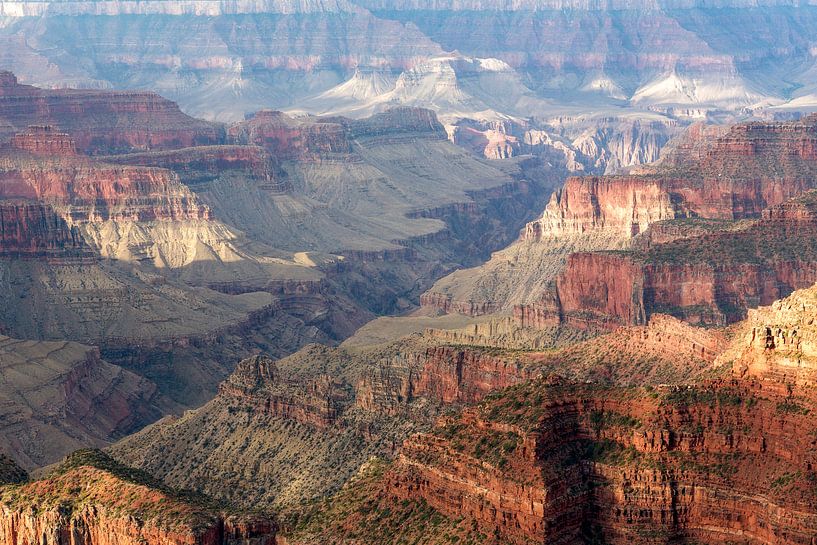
[[0, 449, 277, 545], [423, 113, 817, 324], [535, 189, 817, 328], [0, 335, 163, 468], [0, 72, 221, 154], [719, 282, 817, 390], [284, 284, 817, 545], [229, 110, 352, 160]]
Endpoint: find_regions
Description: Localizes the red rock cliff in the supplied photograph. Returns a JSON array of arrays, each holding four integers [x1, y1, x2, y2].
[[0, 130, 211, 223], [0, 450, 277, 545], [0, 71, 221, 154], [219, 355, 351, 428], [0, 201, 89, 257], [534, 191, 817, 328], [229, 111, 351, 160]]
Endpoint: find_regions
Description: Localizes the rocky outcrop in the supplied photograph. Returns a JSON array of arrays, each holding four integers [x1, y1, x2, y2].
[[0, 450, 277, 545], [10, 125, 77, 155], [356, 345, 536, 414], [522, 175, 675, 241], [424, 114, 817, 320], [0, 201, 89, 257], [317, 368, 817, 545], [0, 131, 211, 223], [535, 190, 817, 329], [348, 108, 447, 140], [102, 145, 291, 192], [0, 71, 220, 154], [718, 282, 817, 390], [229, 111, 351, 160], [219, 354, 351, 428], [359, 284, 817, 544]]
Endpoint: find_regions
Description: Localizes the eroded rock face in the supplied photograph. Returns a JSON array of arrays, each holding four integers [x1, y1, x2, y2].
[[356, 345, 536, 414], [0, 201, 89, 257], [423, 114, 817, 320], [0, 71, 221, 154], [328, 370, 817, 545], [719, 283, 817, 390], [219, 354, 351, 428], [10, 125, 77, 155], [229, 110, 351, 160], [535, 191, 817, 328], [0, 336, 162, 468], [0, 450, 277, 545], [103, 145, 291, 192], [523, 175, 675, 241], [291, 284, 817, 545], [0, 128, 211, 224]]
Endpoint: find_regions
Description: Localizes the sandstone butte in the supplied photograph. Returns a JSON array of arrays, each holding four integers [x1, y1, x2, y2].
[[0, 449, 277, 545], [422, 115, 817, 329], [283, 283, 817, 545]]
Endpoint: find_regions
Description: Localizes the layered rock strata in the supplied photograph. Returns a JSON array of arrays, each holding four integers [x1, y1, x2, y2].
[[0, 71, 221, 154], [0, 335, 163, 468], [287, 285, 817, 543], [424, 114, 817, 323], [0, 450, 277, 545], [534, 190, 817, 328]]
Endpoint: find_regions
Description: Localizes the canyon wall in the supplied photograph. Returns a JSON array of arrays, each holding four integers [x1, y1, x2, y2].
[[0, 71, 221, 154], [424, 114, 817, 321], [0, 335, 163, 468], [0, 450, 277, 545], [534, 190, 817, 328]]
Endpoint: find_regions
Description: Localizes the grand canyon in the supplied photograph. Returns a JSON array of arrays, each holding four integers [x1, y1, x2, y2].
[[2, 1, 817, 544]]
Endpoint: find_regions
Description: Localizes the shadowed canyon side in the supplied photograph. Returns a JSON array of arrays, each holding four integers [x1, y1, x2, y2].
[[0, 450, 277, 545], [108, 308, 721, 513], [424, 114, 817, 333], [5, 7, 817, 544], [281, 284, 817, 545], [0, 336, 163, 470]]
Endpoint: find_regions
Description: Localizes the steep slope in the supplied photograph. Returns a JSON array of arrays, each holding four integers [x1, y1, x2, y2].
[[0, 71, 220, 153], [110, 308, 723, 511], [159, 108, 556, 314], [539, 191, 817, 329], [110, 341, 436, 510], [0, 123, 340, 407], [0, 449, 277, 545], [423, 114, 817, 324], [284, 283, 817, 545], [0, 336, 163, 469]]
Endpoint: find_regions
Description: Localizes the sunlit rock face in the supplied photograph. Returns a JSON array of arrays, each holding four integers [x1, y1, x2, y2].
[[0, 451, 277, 545], [424, 113, 817, 330]]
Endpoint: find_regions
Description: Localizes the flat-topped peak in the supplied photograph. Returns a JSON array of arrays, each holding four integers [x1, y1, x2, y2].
[[10, 125, 77, 156]]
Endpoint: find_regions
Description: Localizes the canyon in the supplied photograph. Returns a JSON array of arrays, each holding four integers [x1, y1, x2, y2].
[[424, 114, 817, 334], [2, 7, 817, 543], [283, 283, 817, 545], [10, 1, 817, 170], [0, 72, 553, 476]]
